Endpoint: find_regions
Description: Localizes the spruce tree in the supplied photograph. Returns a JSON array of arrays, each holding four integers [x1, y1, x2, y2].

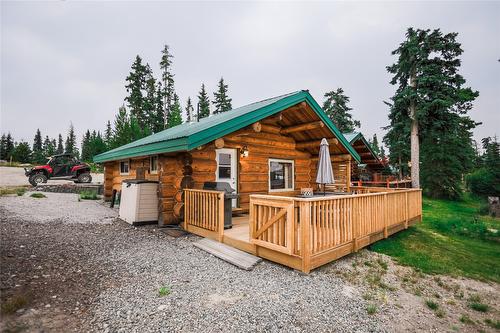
[[384, 28, 479, 198], [5, 133, 14, 160], [56, 134, 64, 154], [112, 105, 131, 148], [151, 81, 165, 133], [160, 45, 175, 126], [371, 134, 381, 156], [43, 135, 55, 157], [167, 94, 183, 128], [89, 131, 107, 158], [143, 64, 158, 132], [32, 128, 44, 163], [0, 134, 6, 160], [81, 130, 91, 162], [185, 97, 194, 123], [125, 55, 147, 131], [322, 88, 360, 132], [197, 83, 210, 119], [65, 123, 79, 157], [104, 120, 112, 148], [212, 77, 232, 114]]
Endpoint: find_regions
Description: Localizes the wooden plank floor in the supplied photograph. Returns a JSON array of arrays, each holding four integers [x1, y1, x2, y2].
[[225, 214, 250, 242]]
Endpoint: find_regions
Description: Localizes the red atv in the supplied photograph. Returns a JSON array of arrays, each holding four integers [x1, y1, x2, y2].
[[24, 153, 92, 186]]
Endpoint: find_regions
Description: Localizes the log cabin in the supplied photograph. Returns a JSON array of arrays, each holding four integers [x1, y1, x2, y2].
[[95, 90, 422, 273]]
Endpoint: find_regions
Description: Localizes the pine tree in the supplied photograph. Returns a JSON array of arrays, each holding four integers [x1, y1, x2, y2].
[[56, 134, 64, 154], [12, 141, 32, 163], [89, 131, 107, 158], [160, 45, 175, 126], [197, 83, 210, 119], [212, 77, 232, 114], [322, 88, 360, 132], [81, 130, 91, 162], [125, 55, 147, 131], [371, 134, 381, 156], [5, 133, 14, 160], [384, 28, 479, 199], [32, 128, 45, 163], [65, 123, 79, 157], [185, 97, 194, 123], [167, 94, 183, 128], [104, 120, 112, 148]]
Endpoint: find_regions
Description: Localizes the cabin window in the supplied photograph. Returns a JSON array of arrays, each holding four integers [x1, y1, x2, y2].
[[120, 160, 130, 175], [150, 155, 158, 174], [269, 159, 294, 192]]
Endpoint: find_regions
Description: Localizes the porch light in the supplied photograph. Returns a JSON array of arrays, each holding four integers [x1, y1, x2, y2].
[[241, 145, 249, 158]]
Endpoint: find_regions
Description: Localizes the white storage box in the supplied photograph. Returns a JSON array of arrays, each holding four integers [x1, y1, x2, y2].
[[119, 179, 159, 225]]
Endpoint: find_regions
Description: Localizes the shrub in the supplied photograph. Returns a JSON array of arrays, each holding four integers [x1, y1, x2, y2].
[[30, 192, 46, 198], [466, 168, 499, 197], [484, 319, 500, 329], [469, 302, 489, 312], [459, 314, 474, 324], [79, 190, 99, 200]]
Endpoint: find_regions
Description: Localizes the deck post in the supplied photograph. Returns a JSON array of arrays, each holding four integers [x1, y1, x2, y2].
[[383, 193, 388, 238], [217, 192, 224, 242], [404, 192, 409, 229], [300, 201, 311, 273]]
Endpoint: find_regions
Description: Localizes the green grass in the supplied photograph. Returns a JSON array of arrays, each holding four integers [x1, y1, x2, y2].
[[459, 314, 474, 324], [79, 190, 100, 200], [158, 286, 171, 297], [29, 192, 46, 198], [469, 302, 489, 312], [425, 299, 439, 310], [370, 194, 500, 282], [0, 187, 27, 197], [484, 318, 500, 329]]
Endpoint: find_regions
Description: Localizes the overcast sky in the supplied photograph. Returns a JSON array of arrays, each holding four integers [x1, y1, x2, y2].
[[1, 1, 499, 148]]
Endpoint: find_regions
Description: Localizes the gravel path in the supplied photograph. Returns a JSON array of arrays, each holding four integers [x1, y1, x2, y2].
[[0, 192, 386, 332], [0, 166, 103, 187]]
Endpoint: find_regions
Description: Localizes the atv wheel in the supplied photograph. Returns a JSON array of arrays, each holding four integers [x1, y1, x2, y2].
[[29, 173, 47, 186], [77, 173, 92, 183]]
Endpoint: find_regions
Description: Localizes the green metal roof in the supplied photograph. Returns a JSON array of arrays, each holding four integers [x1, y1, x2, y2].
[[342, 131, 382, 165], [94, 90, 361, 163]]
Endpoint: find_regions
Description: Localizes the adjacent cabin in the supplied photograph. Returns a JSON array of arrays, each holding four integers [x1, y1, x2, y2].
[[95, 90, 422, 273], [342, 132, 385, 182]]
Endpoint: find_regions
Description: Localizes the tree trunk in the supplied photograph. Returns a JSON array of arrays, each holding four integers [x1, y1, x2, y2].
[[409, 71, 420, 188]]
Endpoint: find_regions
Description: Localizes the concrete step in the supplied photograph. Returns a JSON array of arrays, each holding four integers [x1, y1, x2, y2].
[[193, 238, 262, 270]]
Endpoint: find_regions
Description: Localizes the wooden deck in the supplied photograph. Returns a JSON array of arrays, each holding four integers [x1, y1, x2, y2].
[[184, 187, 422, 273]]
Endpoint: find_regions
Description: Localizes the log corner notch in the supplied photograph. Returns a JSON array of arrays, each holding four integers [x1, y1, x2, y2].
[[280, 121, 324, 135], [173, 153, 193, 221]]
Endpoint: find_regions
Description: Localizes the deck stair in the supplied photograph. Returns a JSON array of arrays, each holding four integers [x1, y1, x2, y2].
[[193, 238, 262, 270]]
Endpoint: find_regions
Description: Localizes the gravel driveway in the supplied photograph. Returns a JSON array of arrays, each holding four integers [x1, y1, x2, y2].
[[0, 192, 387, 332], [0, 166, 103, 187]]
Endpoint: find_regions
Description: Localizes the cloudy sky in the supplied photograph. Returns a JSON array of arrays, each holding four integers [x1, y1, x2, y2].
[[1, 1, 499, 147]]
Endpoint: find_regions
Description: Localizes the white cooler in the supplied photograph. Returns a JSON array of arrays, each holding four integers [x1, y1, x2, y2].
[[119, 179, 159, 225]]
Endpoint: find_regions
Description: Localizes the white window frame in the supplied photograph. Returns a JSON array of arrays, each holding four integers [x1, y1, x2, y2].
[[150, 155, 158, 174], [120, 159, 130, 175], [268, 158, 295, 192]]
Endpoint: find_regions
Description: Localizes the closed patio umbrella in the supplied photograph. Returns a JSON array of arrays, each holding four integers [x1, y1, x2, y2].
[[316, 138, 335, 194]]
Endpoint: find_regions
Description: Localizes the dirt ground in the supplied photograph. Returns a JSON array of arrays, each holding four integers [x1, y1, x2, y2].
[[1, 192, 498, 332], [0, 166, 103, 187]]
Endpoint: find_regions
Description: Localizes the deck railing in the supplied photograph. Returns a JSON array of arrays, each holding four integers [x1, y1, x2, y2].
[[184, 189, 225, 241], [249, 188, 422, 273]]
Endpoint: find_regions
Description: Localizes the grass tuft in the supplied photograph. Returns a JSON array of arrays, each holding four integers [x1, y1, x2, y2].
[[459, 314, 474, 324], [158, 286, 171, 297], [0, 295, 28, 314], [468, 302, 489, 312], [79, 190, 100, 200], [484, 319, 500, 329], [366, 304, 377, 315], [425, 299, 439, 310], [29, 192, 46, 198]]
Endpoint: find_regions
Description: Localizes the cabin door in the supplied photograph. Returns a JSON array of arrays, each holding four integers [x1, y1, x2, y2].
[[215, 148, 238, 208]]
